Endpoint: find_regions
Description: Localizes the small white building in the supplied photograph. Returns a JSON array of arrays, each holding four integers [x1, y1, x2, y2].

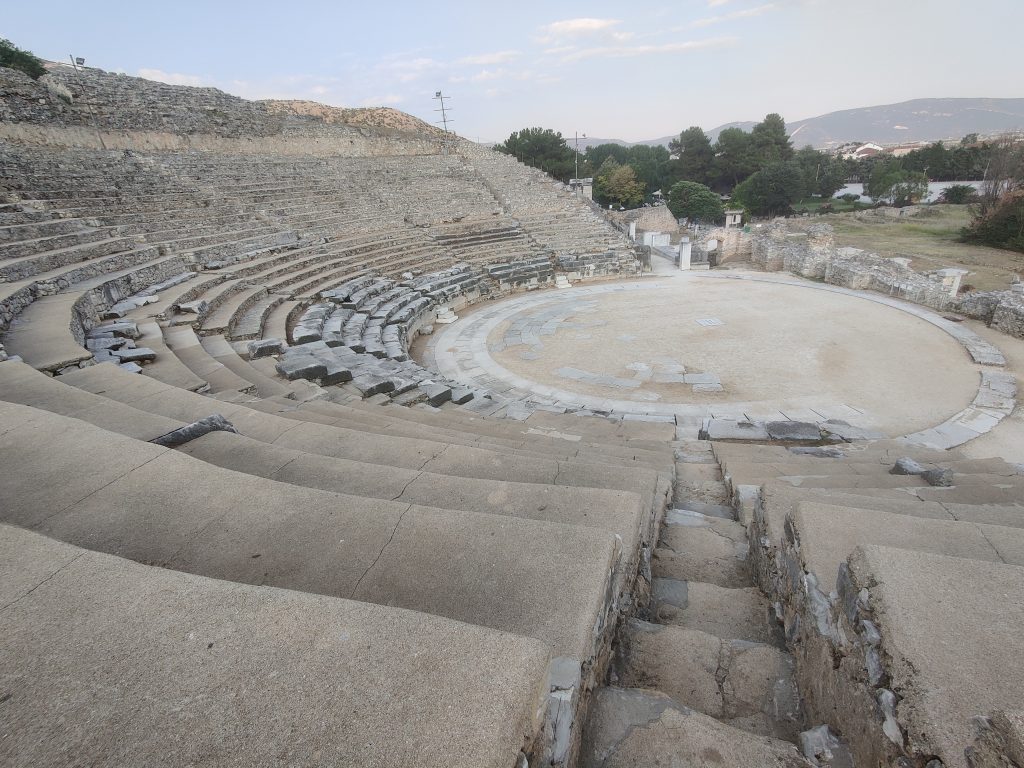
[[724, 210, 743, 228]]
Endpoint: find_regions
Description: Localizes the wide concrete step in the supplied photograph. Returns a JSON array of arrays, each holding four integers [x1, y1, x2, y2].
[[653, 508, 750, 588], [713, 441, 964, 468], [179, 430, 649, 569], [797, 545, 1024, 768], [651, 578, 783, 646], [615, 620, 802, 741], [0, 524, 550, 768], [580, 687, 812, 768], [199, 334, 289, 398], [250, 392, 674, 469], [319, 381, 675, 450], [163, 326, 255, 394], [781, 502, 1024, 608], [54, 363, 666, 505], [0, 400, 619, 665]]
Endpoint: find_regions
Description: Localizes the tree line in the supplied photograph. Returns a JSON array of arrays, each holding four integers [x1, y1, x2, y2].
[[494, 120, 1003, 221]]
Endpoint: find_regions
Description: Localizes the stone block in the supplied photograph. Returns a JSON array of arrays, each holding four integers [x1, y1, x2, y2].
[[766, 421, 821, 442], [449, 386, 475, 405], [247, 338, 285, 359], [112, 346, 156, 363], [275, 356, 327, 382], [419, 382, 453, 407], [351, 374, 395, 397], [702, 419, 770, 442]]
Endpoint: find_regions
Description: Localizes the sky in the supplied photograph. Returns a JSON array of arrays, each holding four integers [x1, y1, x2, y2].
[[4, 0, 1023, 143]]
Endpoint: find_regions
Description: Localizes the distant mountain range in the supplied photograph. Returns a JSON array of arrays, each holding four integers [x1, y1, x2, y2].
[[572, 98, 1024, 150]]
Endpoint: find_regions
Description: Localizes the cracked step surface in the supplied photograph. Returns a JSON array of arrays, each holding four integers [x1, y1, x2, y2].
[[653, 508, 750, 588], [651, 577, 784, 646], [580, 687, 812, 768], [614, 619, 802, 741]]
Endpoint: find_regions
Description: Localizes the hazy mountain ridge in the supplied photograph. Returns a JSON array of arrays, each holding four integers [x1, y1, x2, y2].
[[572, 98, 1024, 150]]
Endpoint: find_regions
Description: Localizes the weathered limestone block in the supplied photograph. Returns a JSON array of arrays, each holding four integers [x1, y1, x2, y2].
[[150, 414, 239, 448]]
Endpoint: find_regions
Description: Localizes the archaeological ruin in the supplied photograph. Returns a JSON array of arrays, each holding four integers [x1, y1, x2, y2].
[[1, 63, 1023, 768]]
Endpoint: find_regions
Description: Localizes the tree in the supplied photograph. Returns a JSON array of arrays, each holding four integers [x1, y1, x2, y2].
[[669, 126, 714, 186], [793, 146, 849, 199], [712, 127, 758, 190], [0, 38, 47, 80], [751, 113, 793, 166], [666, 181, 724, 224], [732, 162, 807, 217], [594, 158, 645, 208], [962, 136, 1024, 252], [494, 127, 575, 182], [867, 161, 929, 206], [939, 184, 978, 204]]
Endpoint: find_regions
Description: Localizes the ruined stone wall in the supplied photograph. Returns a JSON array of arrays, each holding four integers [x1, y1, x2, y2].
[[608, 206, 679, 237], [748, 221, 963, 311], [0, 65, 443, 157], [959, 288, 1024, 339], [693, 226, 752, 264]]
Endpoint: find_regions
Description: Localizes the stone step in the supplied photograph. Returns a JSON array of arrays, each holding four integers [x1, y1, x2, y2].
[[797, 545, 1024, 768], [163, 325, 255, 395], [0, 401, 620, 669], [653, 508, 750, 588], [199, 334, 289, 398], [50, 363, 668, 509], [714, 440, 965, 467], [651, 578, 783, 646], [615, 620, 802, 741], [0, 524, 552, 768], [671, 500, 736, 520], [251, 391, 675, 469], [580, 687, 812, 768], [776, 503, 1024, 629], [136, 320, 208, 392]]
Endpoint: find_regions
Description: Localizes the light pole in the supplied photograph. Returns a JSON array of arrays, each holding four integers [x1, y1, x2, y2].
[[69, 54, 107, 150], [574, 131, 586, 180]]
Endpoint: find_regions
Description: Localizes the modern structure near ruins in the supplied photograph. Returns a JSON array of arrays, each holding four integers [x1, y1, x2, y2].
[[1, 63, 1023, 768]]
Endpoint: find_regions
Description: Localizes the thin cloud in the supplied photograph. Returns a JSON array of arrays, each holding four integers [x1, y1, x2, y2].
[[559, 36, 737, 63], [537, 18, 622, 42], [687, 3, 778, 28], [359, 93, 403, 107], [458, 50, 521, 66], [136, 68, 206, 87]]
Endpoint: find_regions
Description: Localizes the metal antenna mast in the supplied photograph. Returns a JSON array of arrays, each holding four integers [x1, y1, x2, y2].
[[433, 91, 453, 133]]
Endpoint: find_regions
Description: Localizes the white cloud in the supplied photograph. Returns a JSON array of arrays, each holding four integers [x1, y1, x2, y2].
[[380, 56, 442, 83], [687, 3, 778, 28], [136, 68, 206, 87], [537, 18, 622, 42], [559, 36, 737, 63], [708, 0, 732, 6], [458, 50, 522, 65], [360, 93, 403, 107]]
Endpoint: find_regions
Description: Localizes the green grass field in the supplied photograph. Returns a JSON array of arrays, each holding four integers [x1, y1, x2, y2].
[[822, 205, 1023, 292]]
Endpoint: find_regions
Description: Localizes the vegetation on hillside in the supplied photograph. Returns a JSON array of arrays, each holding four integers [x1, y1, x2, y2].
[[495, 116, 1012, 235], [0, 38, 46, 80], [494, 127, 575, 182], [666, 181, 724, 224], [961, 137, 1024, 253]]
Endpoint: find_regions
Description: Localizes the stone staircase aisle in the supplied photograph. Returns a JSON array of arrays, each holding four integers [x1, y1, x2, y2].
[[580, 440, 814, 767]]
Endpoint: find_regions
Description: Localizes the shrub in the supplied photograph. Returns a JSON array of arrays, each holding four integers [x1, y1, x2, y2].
[[962, 189, 1024, 253], [939, 184, 978, 204], [0, 38, 47, 80]]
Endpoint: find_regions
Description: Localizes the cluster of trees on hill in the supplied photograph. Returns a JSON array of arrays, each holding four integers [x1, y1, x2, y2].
[[494, 120, 1006, 221], [0, 38, 47, 80], [494, 115, 849, 218], [961, 137, 1024, 253]]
